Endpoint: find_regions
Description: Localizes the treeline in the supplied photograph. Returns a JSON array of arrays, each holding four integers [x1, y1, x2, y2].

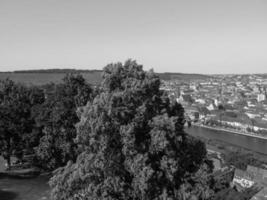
[[12, 69, 102, 73], [0, 60, 258, 200]]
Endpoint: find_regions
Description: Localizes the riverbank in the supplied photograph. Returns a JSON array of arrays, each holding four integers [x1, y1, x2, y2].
[[0, 168, 41, 179], [0, 156, 43, 179], [186, 125, 267, 155], [186, 126, 267, 169], [192, 123, 267, 140]]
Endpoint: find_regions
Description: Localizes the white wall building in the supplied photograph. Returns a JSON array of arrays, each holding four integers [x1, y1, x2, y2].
[[257, 93, 266, 102]]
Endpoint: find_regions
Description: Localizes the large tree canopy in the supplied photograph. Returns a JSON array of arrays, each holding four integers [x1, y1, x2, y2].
[[34, 74, 93, 170], [50, 60, 213, 200], [0, 79, 44, 167]]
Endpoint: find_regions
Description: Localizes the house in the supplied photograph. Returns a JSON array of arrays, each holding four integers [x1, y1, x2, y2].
[[233, 169, 255, 191], [207, 149, 224, 171], [207, 103, 215, 111], [246, 112, 261, 119], [233, 165, 267, 192], [257, 94, 266, 102], [184, 107, 199, 121], [246, 165, 267, 187], [177, 94, 194, 105], [195, 98, 206, 104]]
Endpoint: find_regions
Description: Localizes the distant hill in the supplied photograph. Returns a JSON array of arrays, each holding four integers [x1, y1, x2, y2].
[[12, 69, 102, 73], [0, 69, 210, 86], [157, 72, 211, 81]]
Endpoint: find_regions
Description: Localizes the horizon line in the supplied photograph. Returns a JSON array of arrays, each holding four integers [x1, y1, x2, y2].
[[0, 68, 266, 76]]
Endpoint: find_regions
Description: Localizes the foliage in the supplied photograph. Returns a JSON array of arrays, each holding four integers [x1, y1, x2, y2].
[[50, 60, 214, 200], [217, 105, 225, 111], [198, 107, 210, 116], [34, 74, 93, 170], [23, 86, 46, 153], [0, 79, 44, 167], [213, 186, 259, 200], [223, 151, 265, 170]]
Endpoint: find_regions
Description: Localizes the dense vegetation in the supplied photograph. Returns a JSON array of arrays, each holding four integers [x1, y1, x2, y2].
[[0, 79, 45, 167], [49, 60, 215, 200], [34, 74, 94, 169], [0, 60, 259, 200], [0, 74, 94, 169]]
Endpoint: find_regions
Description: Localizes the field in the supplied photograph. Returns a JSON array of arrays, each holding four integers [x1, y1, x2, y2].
[[0, 72, 103, 86], [0, 71, 210, 86]]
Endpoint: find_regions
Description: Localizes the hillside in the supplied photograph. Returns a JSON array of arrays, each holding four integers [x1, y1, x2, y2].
[[157, 72, 211, 81], [0, 69, 210, 86]]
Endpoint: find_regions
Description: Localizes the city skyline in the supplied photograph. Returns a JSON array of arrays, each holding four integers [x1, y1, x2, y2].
[[1, 0, 267, 74]]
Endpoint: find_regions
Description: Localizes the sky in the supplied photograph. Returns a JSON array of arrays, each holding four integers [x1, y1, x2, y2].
[[0, 0, 267, 74]]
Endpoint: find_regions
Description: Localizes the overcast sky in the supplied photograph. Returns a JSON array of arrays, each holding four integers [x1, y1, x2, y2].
[[0, 0, 267, 73]]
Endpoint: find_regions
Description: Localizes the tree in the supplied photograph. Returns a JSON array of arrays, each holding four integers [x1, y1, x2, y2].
[[0, 79, 43, 168], [22, 86, 45, 155], [34, 74, 93, 170], [50, 60, 214, 200]]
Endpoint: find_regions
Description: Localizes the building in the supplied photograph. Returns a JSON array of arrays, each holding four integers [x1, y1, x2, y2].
[[233, 169, 255, 191], [233, 165, 267, 192], [246, 165, 267, 187], [207, 149, 224, 171], [207, 103, 215, 111], [257, 94, 266, 102]]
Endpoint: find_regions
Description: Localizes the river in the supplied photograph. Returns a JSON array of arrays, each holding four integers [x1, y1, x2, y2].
[[0, 157, 51, 200], [186, 125, 267, 155], [0, 176, 51, 200]]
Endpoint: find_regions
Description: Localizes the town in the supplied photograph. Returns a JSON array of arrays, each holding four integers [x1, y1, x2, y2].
[[161, 74, 267, 199], [162, 74, 267, 138]]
